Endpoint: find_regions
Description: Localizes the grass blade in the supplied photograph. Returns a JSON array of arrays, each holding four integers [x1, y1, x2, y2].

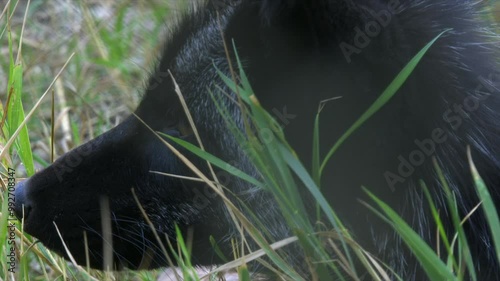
[[467, 147, 500, 264], [364, 188, 456, 281], [320, 29, 451, 175]]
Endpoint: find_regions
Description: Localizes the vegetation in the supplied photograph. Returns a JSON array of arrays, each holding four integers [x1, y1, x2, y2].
[[0, 1, 499, 280]]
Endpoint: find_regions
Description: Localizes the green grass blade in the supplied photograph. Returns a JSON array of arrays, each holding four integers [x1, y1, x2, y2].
[[209, 236, 229, 263], [280, 144, 344, 233], [420, 180, 454, 267], [9, 65, 35, 176], [364, 188, 457, 281], [238, 264, 251, 281], [279, 144, 356, 275], [433, 159, 476, 280], [312, 113, 321, 217], [160, 133, 263, 188], [6, 24, 35, 175], [467, 147, 500, 264], [320, 29, 451, 175]]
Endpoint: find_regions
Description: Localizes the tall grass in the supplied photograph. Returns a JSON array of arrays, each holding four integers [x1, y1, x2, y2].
[[1, 1, 499, 281], [0, 1, 171, 280], [161, 28, 494, 280]]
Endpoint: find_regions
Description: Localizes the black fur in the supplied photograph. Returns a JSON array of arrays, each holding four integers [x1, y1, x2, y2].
[[14, 0, 500, 279]]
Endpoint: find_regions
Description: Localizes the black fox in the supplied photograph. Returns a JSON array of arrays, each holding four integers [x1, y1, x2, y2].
[[14, 0, 500, 279]]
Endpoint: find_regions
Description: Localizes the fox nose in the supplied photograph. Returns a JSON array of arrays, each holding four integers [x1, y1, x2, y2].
[[14, 180, 32, 221]]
